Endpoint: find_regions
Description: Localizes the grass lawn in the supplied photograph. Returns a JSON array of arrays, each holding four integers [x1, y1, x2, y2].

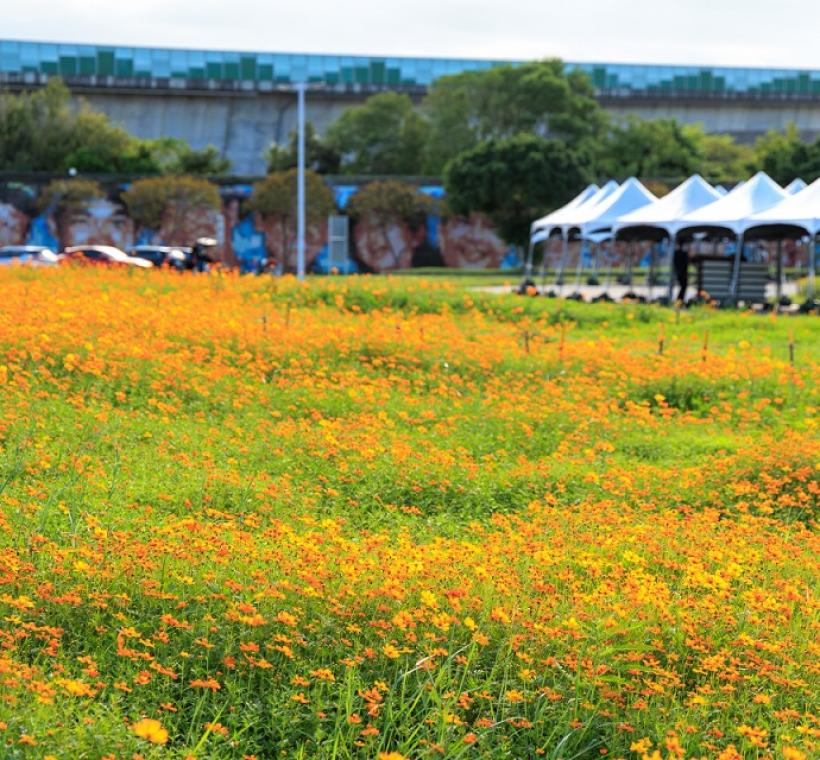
[[0, 268, 816, 759]]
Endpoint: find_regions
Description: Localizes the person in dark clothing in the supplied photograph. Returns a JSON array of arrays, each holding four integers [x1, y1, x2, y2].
[[673, 244, 689, 302]]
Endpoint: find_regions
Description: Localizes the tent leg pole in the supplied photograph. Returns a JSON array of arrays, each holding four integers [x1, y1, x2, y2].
[[535, 239, 547, 284], [557, 233, 568, 295], [648, 242, 655, 302], [574, 241, 585, 290], [809, 234, 816, 302], [592, 240, 600, 282], [667, 235, 676, 303], [730, 234, 743, 305], [524, 240, 534, 278], [776, 239, 783, 304]]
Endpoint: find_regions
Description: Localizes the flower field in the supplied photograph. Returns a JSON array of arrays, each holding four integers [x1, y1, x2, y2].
[[0, 267, 817, 759]]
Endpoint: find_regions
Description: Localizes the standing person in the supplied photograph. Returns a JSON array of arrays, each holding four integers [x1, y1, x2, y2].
[[673, 243, 689, 303]]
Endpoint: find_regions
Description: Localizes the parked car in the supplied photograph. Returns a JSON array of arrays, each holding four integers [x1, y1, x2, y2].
[[0, 245, 61, 266], [129, 245, 190, 269], [62, 245, 153, 269]]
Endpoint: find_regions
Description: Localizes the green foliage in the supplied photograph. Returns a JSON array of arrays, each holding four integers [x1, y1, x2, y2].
[[753, 122, 820, 185], [0, 79, 77, 172], [166, 144, 232, 176], [345, 179, 433, 228], [444, 134, 592, 249], [598, 117, 702, 181], [37, 177, 104, 216], [122, 175, 221, 230], [0, 78, 230, 176], [325, 92, 430, 175], [423, 60, 605, 174], [690, 129, 755, 183], [249, 169, 335, 223], [266, 122, 341, 175]]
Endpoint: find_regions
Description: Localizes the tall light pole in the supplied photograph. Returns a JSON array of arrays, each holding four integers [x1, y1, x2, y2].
[[296, 82, 306, 280]]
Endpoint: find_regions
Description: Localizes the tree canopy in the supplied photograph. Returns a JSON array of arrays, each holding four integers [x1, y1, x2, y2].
[[753, 123, 820, 186], [444, 134, 592, 250], [266, 122, 341, 175], [122, 175, 221, 231], [38, 178, 105, 216], [0, 79, 231, 176], [345, 180, 433, 229], [423, 60, 605, 175], [325, 93, 430, 176], [597, 118, 702, 182]]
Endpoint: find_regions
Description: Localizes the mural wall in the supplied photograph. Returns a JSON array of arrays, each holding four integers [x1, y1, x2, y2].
[[0, 179, 521, 273]]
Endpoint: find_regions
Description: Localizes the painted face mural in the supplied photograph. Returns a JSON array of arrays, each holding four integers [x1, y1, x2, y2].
[[256, 215, 327, 272], [439, 213, 508, 269], [352, 213, 427, 273], [2, 180, 526, 270], [58, 199, 134, 249], [0, 202, 31, 246], [157, 202, 221, 248]]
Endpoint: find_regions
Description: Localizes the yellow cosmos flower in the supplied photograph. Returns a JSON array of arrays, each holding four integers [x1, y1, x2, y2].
[[132, 718, 169, 745]]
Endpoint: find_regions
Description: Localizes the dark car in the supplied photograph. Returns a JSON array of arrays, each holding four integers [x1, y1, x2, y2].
[[129, 245, 190, 269]]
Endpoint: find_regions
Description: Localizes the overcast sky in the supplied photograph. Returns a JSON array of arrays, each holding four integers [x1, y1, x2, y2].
[[5, 0, 820, 69]]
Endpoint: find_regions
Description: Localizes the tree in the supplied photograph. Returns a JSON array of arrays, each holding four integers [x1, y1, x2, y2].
[[0, 79, 79, 172], [444, 134, 592, 251], [345, 180, 435, 270], [423, 60, 605, 174], [689, 130, 754, 183], [249, 170, 335, 272], [597, 118, 702, 182], [265, 122, 340, 175], [66, 108, 162, 174], [346, 180, 432, 227], [0, 79, 161, 174], [0, 78, 229, 176], [753, 123, 820, 185], [166, 144, 231, 176], [122, 175, 221, 231], [325, 93, 429, 175], [38, 178, 104, 216]]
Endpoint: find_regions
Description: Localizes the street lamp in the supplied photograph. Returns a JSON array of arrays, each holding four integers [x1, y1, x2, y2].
[[296, 82, 306, 280]]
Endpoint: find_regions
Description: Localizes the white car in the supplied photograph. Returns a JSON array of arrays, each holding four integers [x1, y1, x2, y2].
[[62, 245, 153, 269], [0, 246, 61, 266]]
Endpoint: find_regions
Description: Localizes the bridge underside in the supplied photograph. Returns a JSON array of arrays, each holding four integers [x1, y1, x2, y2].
[[4, 75, 820, 175]]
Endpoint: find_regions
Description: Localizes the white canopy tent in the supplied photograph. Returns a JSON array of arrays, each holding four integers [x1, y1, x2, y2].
[[746, 176, 820, 300], [531, 183, 600, 236], [531, 181, 620, 239], [785, 178, 807, 195], [678, 172, 787, 236], [528, 181, 620, 284], [612, 175, 723, 301], [613, 174, 722, 239], [569, 177, 657, 238], [677, 172, 788, 300], [545, 178, 657, 294], [747, 176, 820, 235]]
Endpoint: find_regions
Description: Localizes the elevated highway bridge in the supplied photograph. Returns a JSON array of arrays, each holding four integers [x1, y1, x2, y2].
[[3, 40, 820, 174]]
